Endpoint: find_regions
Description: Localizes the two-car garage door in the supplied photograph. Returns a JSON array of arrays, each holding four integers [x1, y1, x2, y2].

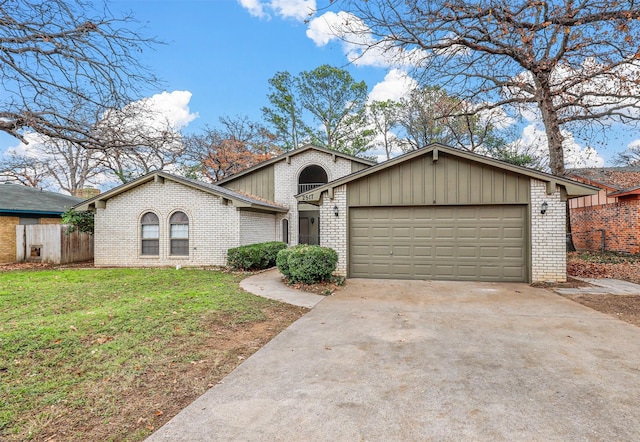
[[349, 205, 527, 282]]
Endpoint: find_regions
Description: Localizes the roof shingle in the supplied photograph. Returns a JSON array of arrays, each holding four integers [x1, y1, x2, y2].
[[0, 183, 83, 214]]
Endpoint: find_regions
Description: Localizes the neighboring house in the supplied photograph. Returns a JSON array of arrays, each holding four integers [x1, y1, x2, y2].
[[0, 183, 84, 263], [74, 143, 597, 283], [568, 167, 640, 254]]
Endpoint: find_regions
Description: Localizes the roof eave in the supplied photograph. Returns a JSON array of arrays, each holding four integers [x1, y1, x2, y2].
[[0, 209, 64, 216], [296, 144, 600, 202], [72, 171, 289, 214], [216, 144, 376, 186]]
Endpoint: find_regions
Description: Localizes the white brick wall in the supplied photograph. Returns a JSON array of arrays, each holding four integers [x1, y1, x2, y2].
[[530, 179, 566, 282], [273, 150, 354, 246], [319, 185, 348, 276], [95, 180, 242, 267], [239, 211, 277, 246]]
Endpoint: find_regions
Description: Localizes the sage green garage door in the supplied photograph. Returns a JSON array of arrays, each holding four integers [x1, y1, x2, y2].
[[349, 205, 527, 282]]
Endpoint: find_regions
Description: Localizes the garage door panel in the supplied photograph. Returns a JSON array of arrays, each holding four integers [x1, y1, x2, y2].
[[503, 266, 526, 278], [503, 227, 524, 239], [504, 247, 524, 258], [349, 205, 527, 282], [479, 227, 500, 239]]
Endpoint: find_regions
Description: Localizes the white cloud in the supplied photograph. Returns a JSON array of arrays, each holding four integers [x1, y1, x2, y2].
[[238, 0, 268, 19], [306, 11, 349, 46], [135, 90, 198, 130], [271, 0, 315, 21], [238, 0, 316, 21], [5, 132, 46, 157], [307, 11, 427, 68], [517, 123, 604, 169], [628, 139, 640, 150], [368, 69, 417, 103]]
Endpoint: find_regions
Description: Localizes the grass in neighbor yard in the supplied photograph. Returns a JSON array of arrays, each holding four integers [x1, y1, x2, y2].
[[0, 267, 307, 441]]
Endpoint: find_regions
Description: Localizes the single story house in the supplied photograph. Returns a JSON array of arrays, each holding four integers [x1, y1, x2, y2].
[[74, 143, 598, 283], [0, 183, 84, 263], [568, 167, 640, 253]]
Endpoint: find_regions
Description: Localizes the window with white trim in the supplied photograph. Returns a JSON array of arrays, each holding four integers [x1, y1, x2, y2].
[[170, 211, 189, 256], [141, 212, 159, 255]]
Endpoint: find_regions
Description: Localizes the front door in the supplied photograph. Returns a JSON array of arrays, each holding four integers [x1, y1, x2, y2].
[[299, 210, 320, 245]]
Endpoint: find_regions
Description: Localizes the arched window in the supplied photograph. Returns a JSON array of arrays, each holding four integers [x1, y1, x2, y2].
[[170, 211, 189, 256], [298, 165, 328, 193], [141, 212, 159, 256]]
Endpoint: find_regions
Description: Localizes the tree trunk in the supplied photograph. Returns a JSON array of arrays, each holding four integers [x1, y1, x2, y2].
[[535, 75, 577, 251], [535, 76, 566, 176]]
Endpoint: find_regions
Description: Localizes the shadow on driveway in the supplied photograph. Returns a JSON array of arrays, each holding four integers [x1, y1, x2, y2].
[[148, 279, 640, 441]]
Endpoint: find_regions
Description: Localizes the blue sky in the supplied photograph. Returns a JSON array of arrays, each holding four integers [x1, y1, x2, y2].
[[110, 0, 390, 132], [1, 0, 637, 166]]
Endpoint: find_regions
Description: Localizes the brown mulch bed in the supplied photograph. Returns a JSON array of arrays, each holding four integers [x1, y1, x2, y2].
[[0, 260, 95, 272], [563, 251, 640, 328]]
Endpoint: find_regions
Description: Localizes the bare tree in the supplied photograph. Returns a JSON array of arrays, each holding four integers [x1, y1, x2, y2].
[[367, 100, 402, 160], [37, 138, 104, 194], [336, 0, 640, 175], [614, 144, 640, 167], [395, 86, 507, 153], [94, 103, 186, 183], [0, 0, 158, 147], [0, 152, 50, 188], [181, 116, 279, 182]]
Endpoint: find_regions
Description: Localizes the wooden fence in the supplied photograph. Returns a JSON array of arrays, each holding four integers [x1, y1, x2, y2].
[[16, 224, 94, 264]]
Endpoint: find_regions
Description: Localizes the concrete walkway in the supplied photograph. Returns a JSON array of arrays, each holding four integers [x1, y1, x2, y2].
[[147, 278, 640, 441], [239, 268, 325, 308], [555, 278, 640, 296]]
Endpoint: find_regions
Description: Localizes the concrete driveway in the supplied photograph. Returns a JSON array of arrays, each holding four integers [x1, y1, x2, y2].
[[148, 279, 640, 441]]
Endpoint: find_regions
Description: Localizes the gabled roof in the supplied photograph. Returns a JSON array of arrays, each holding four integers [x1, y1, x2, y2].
[[568, 167, 640, 192], [216, 143, 376, 185], [297, 143, 599, 203], [0, 183, 83, 215], [608, 185, 640, 198], [72, 171, 288, 213]]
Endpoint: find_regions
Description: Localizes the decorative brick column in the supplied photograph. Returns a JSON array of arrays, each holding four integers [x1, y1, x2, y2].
[[530, 179, 566, 282], [319, 185, 348, 276]]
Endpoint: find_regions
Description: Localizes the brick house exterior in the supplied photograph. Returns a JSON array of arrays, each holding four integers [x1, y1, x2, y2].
[[0, 184, 83, 264], [76, 144, 597, 282], [568, 167, 640, 254]]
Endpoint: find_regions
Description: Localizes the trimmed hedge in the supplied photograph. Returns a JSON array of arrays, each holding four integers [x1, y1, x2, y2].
[[227, 241, 287, 270], [276, 245, 338, 284]]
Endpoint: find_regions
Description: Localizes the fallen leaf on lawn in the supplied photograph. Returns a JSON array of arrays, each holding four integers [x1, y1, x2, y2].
[[69, 325, 77, 331], [155, 410, 163, 417]]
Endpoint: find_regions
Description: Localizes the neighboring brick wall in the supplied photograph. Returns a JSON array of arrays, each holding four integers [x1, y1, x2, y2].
[[319, 185, 347, 276], [239, 211, 277, 246], [570, 200, 640, 254], [530, 179, 566, 282], [0, 216, 62, 263], [95, 180, 241, 267], [0, 216, 19, 263], [273, 150, 354, 246]]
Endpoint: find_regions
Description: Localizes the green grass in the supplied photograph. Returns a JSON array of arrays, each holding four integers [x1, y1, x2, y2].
[[0, 268, 279, 439], [572, 251, 640, 264]]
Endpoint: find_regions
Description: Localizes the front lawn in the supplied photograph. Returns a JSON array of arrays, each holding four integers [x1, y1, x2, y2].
[[0, 268, 306, 441]]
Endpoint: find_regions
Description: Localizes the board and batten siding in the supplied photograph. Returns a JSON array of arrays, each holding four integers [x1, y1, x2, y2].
[[221, 165, 275, 202], [347, 153, 530, 206]]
